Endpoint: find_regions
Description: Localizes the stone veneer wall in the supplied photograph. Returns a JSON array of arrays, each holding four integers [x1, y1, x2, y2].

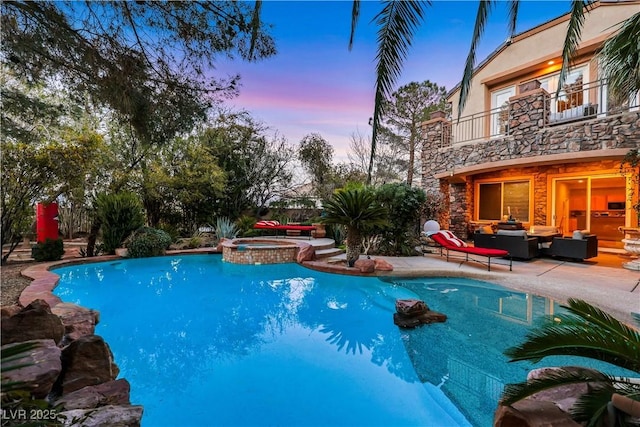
[[421, 88, 640, 238], [222, 244, 298, 264]]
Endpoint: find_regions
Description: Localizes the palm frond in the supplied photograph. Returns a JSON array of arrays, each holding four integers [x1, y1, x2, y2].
[[501, 366, 610, 405], [368, 0, 429, 183], [505, 299, 640, 372], [457, 0, 495, 119], [555, 1, 593, 96], [348, 0, 361, 50], [506, 0, 519, 39], [597, 12, 640, 103], [572, 383, 617, 427], [322, 187, 388, 231]]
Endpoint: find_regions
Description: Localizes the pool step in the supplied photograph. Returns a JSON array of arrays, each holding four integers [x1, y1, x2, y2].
[[315, 247, 344, 259]]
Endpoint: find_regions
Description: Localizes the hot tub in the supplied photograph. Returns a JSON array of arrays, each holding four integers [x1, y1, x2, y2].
[[222, 238, 299, 264]]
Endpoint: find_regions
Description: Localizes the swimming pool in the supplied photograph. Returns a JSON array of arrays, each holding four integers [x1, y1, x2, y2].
[[52, 255, 626, 427]]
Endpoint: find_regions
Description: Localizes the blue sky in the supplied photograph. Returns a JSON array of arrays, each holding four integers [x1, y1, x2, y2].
[[218, 1, 573, 162]]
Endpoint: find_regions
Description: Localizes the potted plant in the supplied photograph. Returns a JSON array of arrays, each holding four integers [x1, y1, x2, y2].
[[619, 148, 640, 270]]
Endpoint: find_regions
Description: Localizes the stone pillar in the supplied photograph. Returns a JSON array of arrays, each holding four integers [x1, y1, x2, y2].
[[421, 116, 453, 231], [449, 182, 469, 238], [508, 88, 549, 140], [421, 116, 451, 192]]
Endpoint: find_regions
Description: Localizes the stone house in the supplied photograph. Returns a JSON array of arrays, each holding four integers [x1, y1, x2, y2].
[[421, 0, 640, 249]]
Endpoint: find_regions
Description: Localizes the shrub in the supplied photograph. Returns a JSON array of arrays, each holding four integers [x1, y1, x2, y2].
[[235, 215, 257, 237], [95, 192, 145, 254], [125, 227, 172, 258], [213, 217, 239, 240], [31, 238, 64, 261], [374, 183, 427, 256]]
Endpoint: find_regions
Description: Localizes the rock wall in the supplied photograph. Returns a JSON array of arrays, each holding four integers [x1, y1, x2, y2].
[[1, 300, 143, 426]]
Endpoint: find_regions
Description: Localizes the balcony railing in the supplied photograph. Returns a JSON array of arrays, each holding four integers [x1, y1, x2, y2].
[[546, 78, 638, 125], [441, 78, 639, 147], [446, 104, 509, 147]]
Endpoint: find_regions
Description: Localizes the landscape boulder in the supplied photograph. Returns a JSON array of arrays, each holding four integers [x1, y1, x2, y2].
[[1, 339, 62, 398], [373, 258, 394, 271], [393, 299, 447, 328], [493, 400, 580, 427], [54, 379, 131, 410], [56, 335, 120, 395], [52, 303, 100, 344], [1, 299, 64, 345], [296, 245, 316, 263], [354, 258, 375, 273], [58, 404, 144, 427]]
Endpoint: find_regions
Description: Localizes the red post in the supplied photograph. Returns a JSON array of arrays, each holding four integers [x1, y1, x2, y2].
[[36, 202, 59, 243]]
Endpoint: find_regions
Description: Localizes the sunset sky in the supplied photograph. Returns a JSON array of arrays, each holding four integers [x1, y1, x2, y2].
[[218, 1, 574, 162]]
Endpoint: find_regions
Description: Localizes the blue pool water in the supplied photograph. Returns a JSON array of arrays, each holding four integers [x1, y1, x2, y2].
[[53, 255, 630, 427]]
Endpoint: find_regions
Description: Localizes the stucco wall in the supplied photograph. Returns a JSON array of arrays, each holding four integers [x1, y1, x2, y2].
[[447, 2, 639, 118]]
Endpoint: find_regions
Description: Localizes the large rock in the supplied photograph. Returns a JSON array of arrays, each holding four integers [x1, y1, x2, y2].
[[1, 305, 23, 318], [1, 339, 62, 398], [56, 335, 119, 395], [54, 379, 131, 410], [354, 258, 375, 273], [394, 299, 447, 328], [51, 303, 100, 344], [58, 404, 143, 427], [526, 367, 589, 413], [296, 245, 315, 263], [493, 400, 580, 427], [1, 300, 65, 345], [393, 311, 447, 328], [373, 258, 394, 271], [395, 299, 429, 316]]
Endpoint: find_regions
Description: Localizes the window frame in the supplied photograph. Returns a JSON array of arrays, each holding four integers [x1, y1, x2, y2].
[[475, 177, 533, 223]]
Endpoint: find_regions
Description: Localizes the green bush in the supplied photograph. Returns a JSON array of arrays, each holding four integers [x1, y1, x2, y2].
[[235, 215, 257, 237], [125, 227, 172, 258], [374, 183, 427, 256], [96, 192, 145, 254], [31, 238, 64, 261]]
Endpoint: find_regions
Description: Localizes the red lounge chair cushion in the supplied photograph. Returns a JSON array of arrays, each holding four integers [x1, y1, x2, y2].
[[431, 231, 508, 257], [436, 230, 468, 247]]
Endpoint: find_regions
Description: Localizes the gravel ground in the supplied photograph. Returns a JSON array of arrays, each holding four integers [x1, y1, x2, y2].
[[1, 262, 34, 306]]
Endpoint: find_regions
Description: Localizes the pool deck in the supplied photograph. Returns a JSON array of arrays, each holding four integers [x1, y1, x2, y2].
[[303, 238, 640, 324]]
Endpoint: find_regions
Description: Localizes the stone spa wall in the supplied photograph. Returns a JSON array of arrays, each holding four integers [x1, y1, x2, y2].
[[222, 239, 299, 264]]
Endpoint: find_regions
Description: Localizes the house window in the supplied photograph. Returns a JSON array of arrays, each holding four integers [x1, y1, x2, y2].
[[490, 86, 515, 136], [538, 65, 588, 114], [478, 180, 530, 222]]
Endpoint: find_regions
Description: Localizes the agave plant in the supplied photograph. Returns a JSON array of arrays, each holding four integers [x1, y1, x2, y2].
[[321, 187, 388, 267], [501, 299, 640, 426], [213, 216, 239, 240]]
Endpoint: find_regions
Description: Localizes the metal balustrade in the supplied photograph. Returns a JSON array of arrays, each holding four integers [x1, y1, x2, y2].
[[438, 78, 639, 147]]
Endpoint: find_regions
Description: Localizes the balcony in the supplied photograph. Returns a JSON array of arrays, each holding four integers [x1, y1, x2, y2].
[[440, 79, 639, 147]]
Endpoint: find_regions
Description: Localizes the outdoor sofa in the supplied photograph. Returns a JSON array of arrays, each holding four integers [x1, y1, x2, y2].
[[548, 231, 598, 261], [473, 229, 539, 260]]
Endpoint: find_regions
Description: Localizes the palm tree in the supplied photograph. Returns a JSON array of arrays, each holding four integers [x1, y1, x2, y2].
[[321, 187, 388, 267], [501, 298, 640, 426]]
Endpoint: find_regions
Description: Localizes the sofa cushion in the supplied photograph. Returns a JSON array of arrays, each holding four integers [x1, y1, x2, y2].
[[530, 225, 558, 234], [572, 229, 591, 239], [496, 229, 528, 239]]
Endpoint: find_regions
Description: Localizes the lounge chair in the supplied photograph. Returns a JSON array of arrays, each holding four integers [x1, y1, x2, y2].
[[253, 220, 317, 239], [430, 230, 512, 271]]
